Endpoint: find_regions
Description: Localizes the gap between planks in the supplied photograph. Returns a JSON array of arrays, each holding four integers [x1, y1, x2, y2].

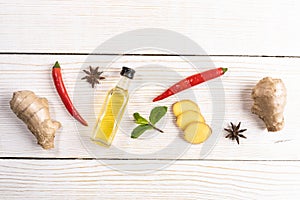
[[0, 52, 300, 58], [0, 157, 299, 162]]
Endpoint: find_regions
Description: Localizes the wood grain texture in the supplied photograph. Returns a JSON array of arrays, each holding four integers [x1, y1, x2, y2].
[[1, 0, 300, 56], [0, 159, 300, 199], [0, 55, 299, 160]]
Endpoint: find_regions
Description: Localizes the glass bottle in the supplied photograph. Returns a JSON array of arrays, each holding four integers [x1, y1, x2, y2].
[[91, 67, 135, 146]]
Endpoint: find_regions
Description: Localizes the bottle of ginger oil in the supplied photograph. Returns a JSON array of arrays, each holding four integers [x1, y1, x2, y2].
[[91, 67, 135, 146]]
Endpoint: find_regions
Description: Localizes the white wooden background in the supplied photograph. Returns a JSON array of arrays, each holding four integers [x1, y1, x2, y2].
[[1, 0, 300, 199]]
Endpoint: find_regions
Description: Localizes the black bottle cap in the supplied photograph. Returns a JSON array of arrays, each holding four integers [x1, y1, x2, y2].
[[120, 66, 135, 79]]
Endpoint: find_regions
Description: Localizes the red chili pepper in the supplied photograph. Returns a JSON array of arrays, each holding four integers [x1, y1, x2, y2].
[[153, 67, 228, 102], [52, 61, 88, 126]]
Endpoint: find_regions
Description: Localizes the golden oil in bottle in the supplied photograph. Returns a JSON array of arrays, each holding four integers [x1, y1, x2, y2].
[[91, 67, 135, 146]]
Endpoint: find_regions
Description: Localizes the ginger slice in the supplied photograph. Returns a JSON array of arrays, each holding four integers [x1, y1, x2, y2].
[[184, 122, 212, 144], [176, 110, 205, 130], [172, 100, 200, 117]]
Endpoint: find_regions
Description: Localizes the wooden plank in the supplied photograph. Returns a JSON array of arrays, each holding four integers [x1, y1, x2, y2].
[[0, 55, 299, 159], [0, 159, 299, 199], [1, 0, 300, 56]]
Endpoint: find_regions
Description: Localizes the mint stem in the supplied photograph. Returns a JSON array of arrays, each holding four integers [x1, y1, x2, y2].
[[149, 124, 164, 133]]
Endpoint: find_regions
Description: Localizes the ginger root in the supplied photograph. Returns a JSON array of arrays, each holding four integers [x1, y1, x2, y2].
[[10, 90, 61, 149], [251, 77, 287, 132]]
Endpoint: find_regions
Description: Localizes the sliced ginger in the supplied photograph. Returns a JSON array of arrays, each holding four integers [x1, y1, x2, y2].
[[172, 100, 200, 117], [10, 90, 61, 149], [172, 99, 212, 144], [184, 122, 212, 144], [176, 110, 205, 130]]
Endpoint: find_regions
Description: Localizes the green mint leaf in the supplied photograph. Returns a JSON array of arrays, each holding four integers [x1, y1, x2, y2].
[[131, 124, 153, 139], [149, 106, 168, 125], [133, 112, 149, 125]]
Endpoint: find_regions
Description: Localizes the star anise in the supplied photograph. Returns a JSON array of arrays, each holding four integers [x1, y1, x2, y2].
[[81, 66, 105, 88], [224, 122, 247, 144]]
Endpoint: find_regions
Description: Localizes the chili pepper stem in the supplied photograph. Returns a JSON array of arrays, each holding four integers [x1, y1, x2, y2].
[[53, 61, 60, 68], [222, 68, 228, 74]]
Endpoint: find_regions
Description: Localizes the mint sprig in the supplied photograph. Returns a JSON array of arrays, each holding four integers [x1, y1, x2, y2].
[[131, 106, 167, 139]]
